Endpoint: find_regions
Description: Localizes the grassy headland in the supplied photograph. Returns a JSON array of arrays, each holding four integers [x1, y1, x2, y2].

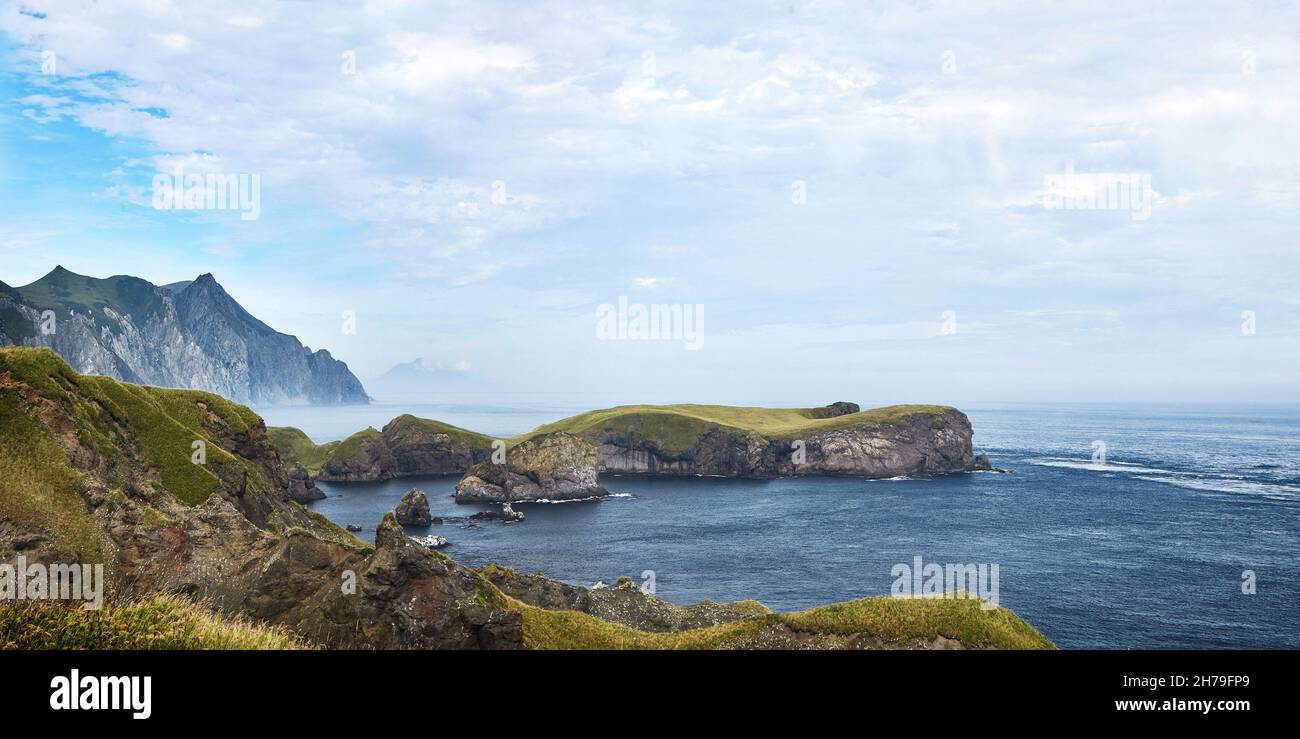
[[512, 403, 955, 452]]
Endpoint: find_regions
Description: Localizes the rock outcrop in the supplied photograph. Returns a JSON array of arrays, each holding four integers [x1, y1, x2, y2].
[[394, 489, 432, 526], [455, 432, 606, 503], [312, 415, 496, 482], [0, 267, 369, 405], [588, 404, 988, 479], [481, 564, 769, 632], [468, 502, 525, 522], [285, 463, 325, 503]]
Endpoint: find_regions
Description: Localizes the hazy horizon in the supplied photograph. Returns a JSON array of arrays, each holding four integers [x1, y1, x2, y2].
[[3, 1, 1298, 404]]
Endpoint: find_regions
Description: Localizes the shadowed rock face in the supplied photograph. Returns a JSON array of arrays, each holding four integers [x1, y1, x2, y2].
[[456, 432, 606, 503], [0, 349, 521, 649], [315, 415, 495, 482], [286, 463, 325, 503], [0, 267, 368, 405], [597, 407, 989, 479], [394, 489, 432, 526]]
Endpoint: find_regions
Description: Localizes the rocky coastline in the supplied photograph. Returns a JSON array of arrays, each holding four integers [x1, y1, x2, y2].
[[275, 402, 993, 503], [0, 348, 1047, 650]]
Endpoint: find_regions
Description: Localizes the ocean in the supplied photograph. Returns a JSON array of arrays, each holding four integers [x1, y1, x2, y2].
[[255, 402, 1300, 649]]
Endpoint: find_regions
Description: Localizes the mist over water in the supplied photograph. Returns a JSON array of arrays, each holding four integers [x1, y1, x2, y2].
[[272, 401, 1300, 648]]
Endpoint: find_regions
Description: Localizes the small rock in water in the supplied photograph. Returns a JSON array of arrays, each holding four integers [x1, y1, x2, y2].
[[469, 502, 525, 522], [394, 488, 432, 526]]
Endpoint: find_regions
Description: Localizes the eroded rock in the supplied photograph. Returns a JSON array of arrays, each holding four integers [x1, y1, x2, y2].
[[394, 488, 432, 526]]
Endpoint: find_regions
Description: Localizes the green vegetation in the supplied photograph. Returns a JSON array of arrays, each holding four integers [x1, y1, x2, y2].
[[514, 403, 955, 452], [474, 563, 1050, 650], [322, 426, 384, 467], [0, 365, 103, 563], [0, 595, 304, 650], [293, 503, 373, 552], [383, 413, 497, 448], [140, 505, 172, 530], [14, 267, 169, 331], [511, 593, 1054, 650], [0, 347, 274, 509], [267, 426, 338, 474]]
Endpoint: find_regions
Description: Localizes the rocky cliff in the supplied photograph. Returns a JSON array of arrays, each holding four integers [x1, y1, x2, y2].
[[0, 267, 368, 405], [519, 402, 992, 479], [0, 348, 518, 649], [455, 432, 606, 503], [301, 414, 497, 482], [283, 402, 992, 501]]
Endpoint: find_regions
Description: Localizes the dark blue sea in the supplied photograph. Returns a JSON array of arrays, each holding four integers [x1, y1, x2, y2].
[[258, 402, 1300, 649]]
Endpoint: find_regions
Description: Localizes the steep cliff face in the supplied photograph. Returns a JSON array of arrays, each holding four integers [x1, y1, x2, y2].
[[598, 408, 987, 478], [526, 403, 991, 479], [0, 348, 521, 649], [455, 432, 606, 503], [0, 267, 368, 405]]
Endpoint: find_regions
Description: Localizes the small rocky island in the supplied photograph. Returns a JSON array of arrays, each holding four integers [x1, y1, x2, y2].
[[272, 401, 992, 503]]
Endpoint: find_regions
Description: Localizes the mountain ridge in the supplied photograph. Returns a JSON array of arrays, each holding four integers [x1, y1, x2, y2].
[[0, 266, 368, 406]]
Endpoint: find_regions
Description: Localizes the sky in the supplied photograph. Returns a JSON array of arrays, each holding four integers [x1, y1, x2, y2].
[[1, 0, 1298, 405]]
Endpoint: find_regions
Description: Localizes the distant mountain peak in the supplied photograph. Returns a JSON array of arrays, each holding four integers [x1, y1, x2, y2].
[[0, 267, 369, 405]]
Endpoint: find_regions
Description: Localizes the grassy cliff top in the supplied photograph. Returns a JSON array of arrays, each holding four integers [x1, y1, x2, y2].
[[382, 413, 498, 447], [513, 403, 957, 452], [281, 414, 499, 472], [266, 426, 339, 474], [0, 347, 274, 518]]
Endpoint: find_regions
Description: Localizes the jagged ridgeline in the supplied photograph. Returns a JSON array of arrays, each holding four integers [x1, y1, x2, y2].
[[0, 266, 368, 405], [0, 348, 1051, 649]]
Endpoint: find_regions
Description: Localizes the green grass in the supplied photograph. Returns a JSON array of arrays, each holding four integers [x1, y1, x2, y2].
[[0, 375, 103, 563], [514, 403, 956, 452], [78, 376, 252, 506], [292, 503, 373, 552], [383, 413, 497, 448], [513, 593, 1054, 650], [0, 347, 274, 508], [321, 426, 384, 467], [0, 595, 304, 650], [267, 426, 338, 474]]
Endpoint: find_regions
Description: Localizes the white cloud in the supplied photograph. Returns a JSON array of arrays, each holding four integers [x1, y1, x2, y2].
[[4, 0, 1300, 397]]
